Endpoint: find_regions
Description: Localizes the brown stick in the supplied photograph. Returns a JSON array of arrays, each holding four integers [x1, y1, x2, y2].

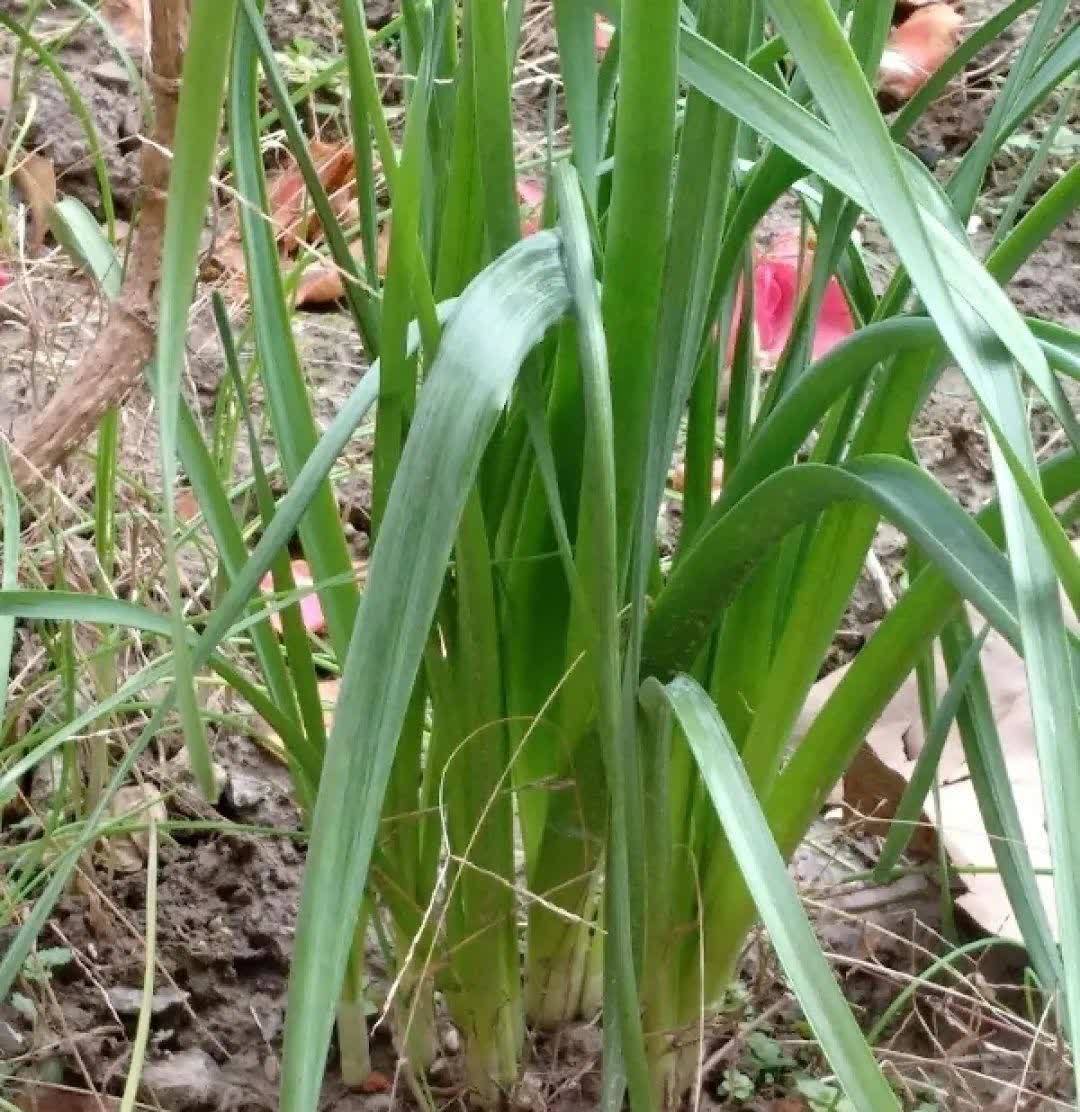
[[8, 0, 185, 493]]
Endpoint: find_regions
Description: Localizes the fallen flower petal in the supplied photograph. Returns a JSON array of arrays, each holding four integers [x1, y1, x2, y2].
[[259, 560, 325, 635], [878, 3, 963, 106], [595, 15, 614, 57], [517, 177, 546, 238], [725, 230, 855, 369]]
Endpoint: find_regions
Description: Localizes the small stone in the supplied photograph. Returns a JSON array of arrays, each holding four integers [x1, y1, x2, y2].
[[427, 1057, 452, 1085], [225, 770, 267, 811], [440, 1024, 460, 1055], [107, 985, 189, 1017], [142, 1049, 223, 1107], [513, 1072, 545, 1112], [91, 61, 130, 88]]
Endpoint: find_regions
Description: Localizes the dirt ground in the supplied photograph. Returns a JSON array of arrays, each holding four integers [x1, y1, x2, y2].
[[0, 0, 1078, 1109]]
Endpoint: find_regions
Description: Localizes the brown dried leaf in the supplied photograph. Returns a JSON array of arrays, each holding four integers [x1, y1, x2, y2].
[[799, 542, 1080, 943], [295, 234, 388, 308], [101, 0, 146, 52], [269, 141, 356, 255], [9, 149, 56, 251], [105, 783, 167, 873]]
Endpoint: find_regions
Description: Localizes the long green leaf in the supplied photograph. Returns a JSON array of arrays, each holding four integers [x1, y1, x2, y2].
[[766, 2, 1080, 1077], [646, 457, 1021, 683], [280, 233, 571, 1112], [642, 675, 899, 1111], [154, 0, 238, 800]]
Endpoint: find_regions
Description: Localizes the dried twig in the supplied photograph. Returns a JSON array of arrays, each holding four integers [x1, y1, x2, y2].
[[8, 0, 184, 493]]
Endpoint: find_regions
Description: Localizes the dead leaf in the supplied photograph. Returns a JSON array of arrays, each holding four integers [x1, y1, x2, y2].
[[270, 141, 356, 254], [798, 541, 1080, 943], [669, 459, 724, 499], [105, 783, 166, 872], [101, 0, 146, 53], [295, 237, 386, 309], [175, 487, 200, 522], [318, 678, 340, 730], [359, 1070, 392, 1094], [7, 149, 56, 251]]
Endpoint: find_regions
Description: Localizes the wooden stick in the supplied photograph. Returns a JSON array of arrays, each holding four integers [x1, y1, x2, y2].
[[9, 0, 185, 493]]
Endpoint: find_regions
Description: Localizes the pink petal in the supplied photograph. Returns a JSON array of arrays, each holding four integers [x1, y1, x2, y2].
[[517, 177, 546, 237], [0, 267, 11, 290], [516, 178, 545, 209], [260, 559, 326, 635], [811, 277, 856, 359], [594, 15, 614, 57], [754, 259, 798, 357]]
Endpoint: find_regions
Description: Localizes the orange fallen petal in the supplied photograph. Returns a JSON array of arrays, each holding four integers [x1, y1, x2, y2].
[[359, 1070, 392, 1094], [878, 3, 963, 104]]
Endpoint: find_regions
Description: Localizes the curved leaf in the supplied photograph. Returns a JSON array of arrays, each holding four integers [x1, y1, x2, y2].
[[645, 457, 1018, 682], [0, 591, 173, 635], [280, 232, 572, 1112], [641, 675, 900, 1111]]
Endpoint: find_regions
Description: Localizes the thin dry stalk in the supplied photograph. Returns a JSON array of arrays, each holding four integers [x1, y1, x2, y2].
[[8, 0, 184, 494]]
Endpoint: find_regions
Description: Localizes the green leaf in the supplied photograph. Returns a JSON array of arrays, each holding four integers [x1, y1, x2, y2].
[[280, 232, 571, 1112], [48, 198, 123, 298], [646, 457, 1021, 684], [154, 0, 238, 800], [642, 675, 899, 1111]]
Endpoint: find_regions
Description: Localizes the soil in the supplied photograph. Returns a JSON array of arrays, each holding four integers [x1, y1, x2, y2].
[[1, 0, 1078, 1109]]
